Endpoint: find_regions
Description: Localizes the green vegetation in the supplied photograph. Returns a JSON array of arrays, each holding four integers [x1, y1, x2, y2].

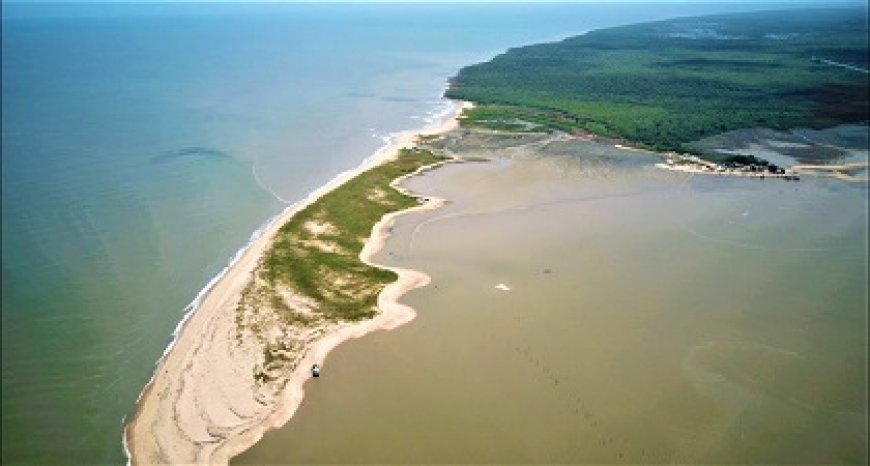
[[446, 8, 869, 155], [243, 147, 446, 325]]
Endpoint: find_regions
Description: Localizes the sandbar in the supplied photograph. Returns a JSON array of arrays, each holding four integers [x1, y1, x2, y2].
[[124, 100, 471, 464]]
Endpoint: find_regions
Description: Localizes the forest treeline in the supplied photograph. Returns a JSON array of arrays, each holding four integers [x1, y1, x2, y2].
[[446, 8, 869, 156]]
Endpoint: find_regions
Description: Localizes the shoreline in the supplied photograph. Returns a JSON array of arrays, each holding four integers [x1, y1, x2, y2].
[[124, 99, 471, 464], [651, 152, 802, 181], [653, 152, 869, 183]]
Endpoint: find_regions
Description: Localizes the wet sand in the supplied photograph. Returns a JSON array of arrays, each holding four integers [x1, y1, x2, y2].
[[236, 137, 868, 464], [124, 102, 470, 464]]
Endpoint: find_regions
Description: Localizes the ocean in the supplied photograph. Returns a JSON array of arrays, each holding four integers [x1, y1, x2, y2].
[[1, 3, 803, 463]]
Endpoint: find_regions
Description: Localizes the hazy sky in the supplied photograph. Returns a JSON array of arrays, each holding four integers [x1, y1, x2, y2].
[[3, 0, 857, 3], [3, 0, 861, 16]]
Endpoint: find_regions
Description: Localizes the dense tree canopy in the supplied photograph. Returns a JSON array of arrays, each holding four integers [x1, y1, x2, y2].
[[446, 8, 869, 155]]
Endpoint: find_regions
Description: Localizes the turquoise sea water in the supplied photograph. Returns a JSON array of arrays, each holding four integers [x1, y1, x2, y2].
[[1, 3, 798, 463]]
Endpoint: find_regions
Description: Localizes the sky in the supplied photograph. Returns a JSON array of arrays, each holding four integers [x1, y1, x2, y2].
[[3, 0, 861, 21], [2, 0, 859, 3]]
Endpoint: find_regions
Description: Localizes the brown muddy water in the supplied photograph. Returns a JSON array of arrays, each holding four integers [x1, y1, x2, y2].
[[235, 138, 868, 464]]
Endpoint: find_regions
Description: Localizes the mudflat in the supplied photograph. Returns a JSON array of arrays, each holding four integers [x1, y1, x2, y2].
[[236, 131, 868, 464]]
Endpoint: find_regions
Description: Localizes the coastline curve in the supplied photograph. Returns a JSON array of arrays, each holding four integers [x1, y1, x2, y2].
[[123, 100, 471, 465]]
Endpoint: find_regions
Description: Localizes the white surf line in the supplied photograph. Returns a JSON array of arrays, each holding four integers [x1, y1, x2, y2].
[[252, 162, 293, 204], [817, 58, 869, 74], [122, 98, 468, 465]]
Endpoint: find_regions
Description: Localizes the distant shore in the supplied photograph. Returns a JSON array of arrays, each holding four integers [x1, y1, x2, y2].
[[651, 150, 868, 183], [124, 100, 471, 464]]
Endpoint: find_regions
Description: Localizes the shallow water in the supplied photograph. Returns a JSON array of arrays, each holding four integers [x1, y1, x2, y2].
[[0, 3, 844, 463], [236, 143, 867, 463]]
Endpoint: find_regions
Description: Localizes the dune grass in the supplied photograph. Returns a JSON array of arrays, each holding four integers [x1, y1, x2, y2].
[[250, 147, 446, 322]]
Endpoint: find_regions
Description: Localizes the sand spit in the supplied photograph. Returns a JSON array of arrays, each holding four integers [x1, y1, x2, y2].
[[652, 141, 868, 183], [654, 153, 801, 180], [655, 155, 869, 183], [124, 101, 472, 465], [791, 161, 869, 183]]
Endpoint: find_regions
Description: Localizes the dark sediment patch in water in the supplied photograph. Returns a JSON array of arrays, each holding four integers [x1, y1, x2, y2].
[[537, 139, 659, 167], [686, 124, 869, 166], [792, 125, 870, 150], [152, 147, 232, 164], [425, 127, 552, 154]]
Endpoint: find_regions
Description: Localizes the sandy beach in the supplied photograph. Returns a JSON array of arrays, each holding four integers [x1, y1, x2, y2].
[[655, 157, 869, 183], [124, 100, 471, 464], [234, 130, 869, 464]]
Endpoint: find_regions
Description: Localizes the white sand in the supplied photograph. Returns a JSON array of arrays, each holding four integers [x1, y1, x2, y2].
[[655, 156, 794, 179], [124, 101, 472, 465]]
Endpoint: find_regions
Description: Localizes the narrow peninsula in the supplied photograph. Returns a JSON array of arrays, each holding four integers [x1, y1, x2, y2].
[[126, 6, 868, 465], [125, 104, 467, 464]]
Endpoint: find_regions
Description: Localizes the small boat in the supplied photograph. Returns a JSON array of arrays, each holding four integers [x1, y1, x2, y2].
[[312, 364, 321, 378]]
